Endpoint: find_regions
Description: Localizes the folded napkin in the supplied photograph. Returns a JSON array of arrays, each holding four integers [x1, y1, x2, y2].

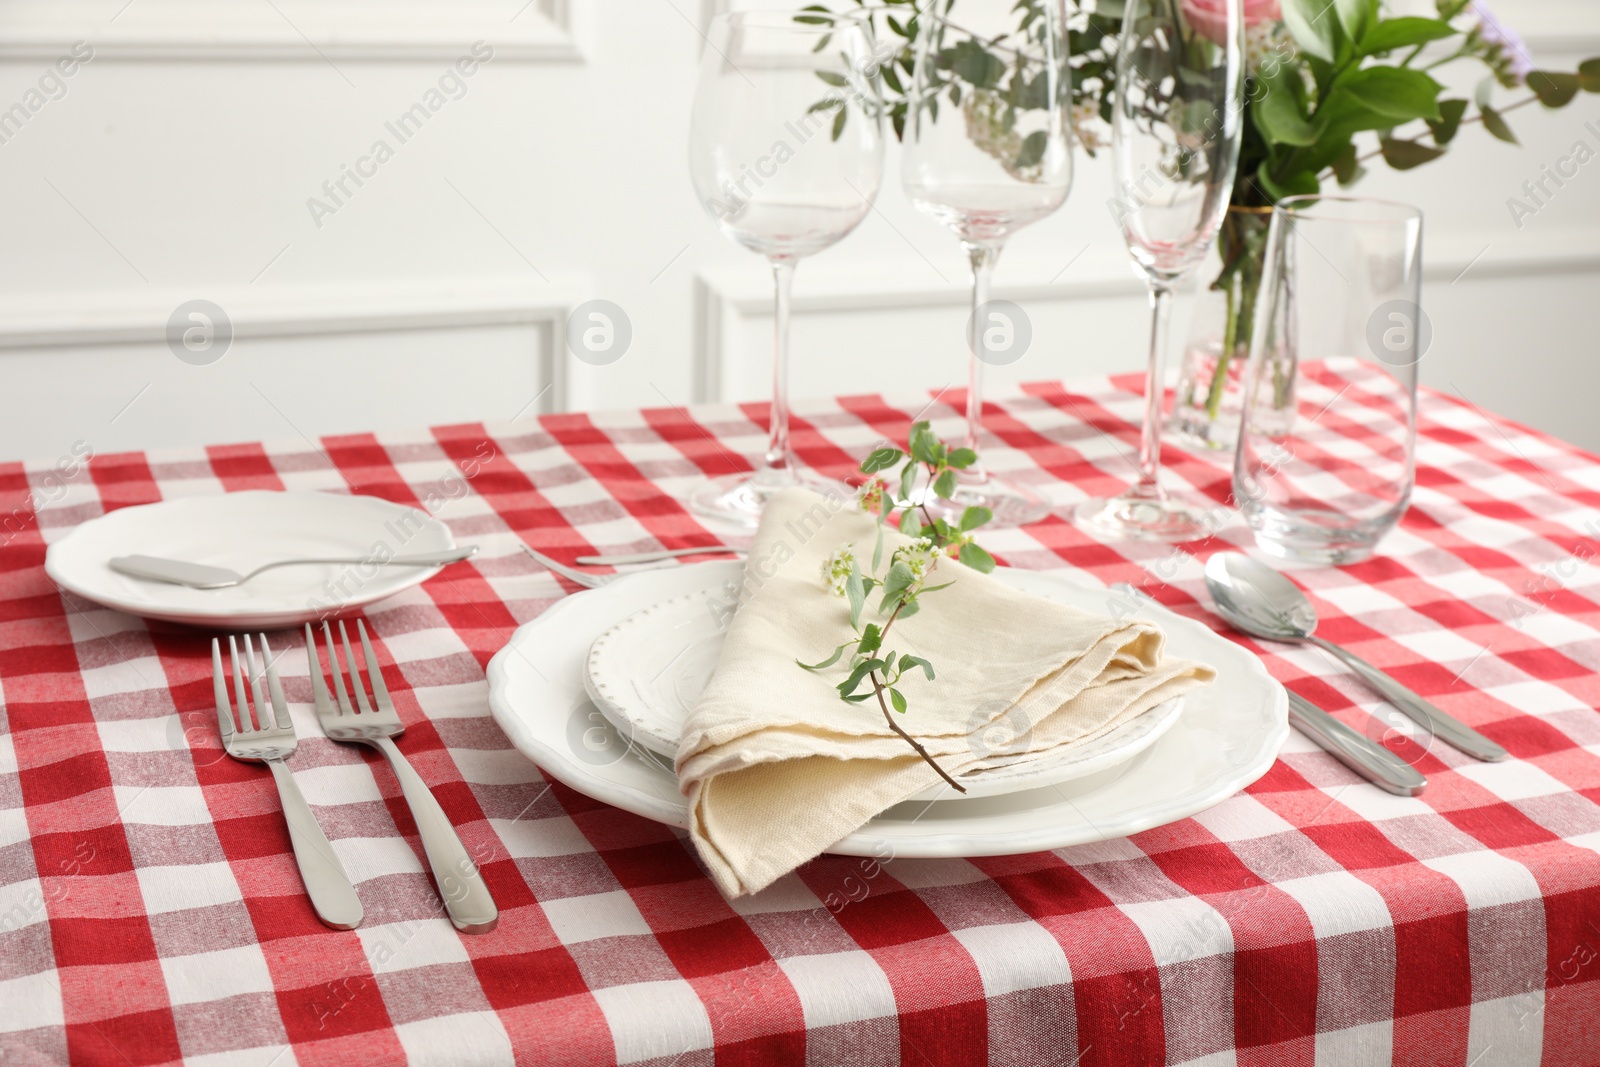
[[677, 488, 1216, 897]]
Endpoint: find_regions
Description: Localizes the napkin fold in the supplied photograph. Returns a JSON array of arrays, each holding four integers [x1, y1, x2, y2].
[[677, 489, 1215, 897]]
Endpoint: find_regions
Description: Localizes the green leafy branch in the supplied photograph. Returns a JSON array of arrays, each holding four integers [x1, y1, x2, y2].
[[795, 422, 1001, 793]]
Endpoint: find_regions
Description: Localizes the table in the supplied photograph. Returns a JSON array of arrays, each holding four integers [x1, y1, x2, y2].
[[2, 372, 1599, 1066]]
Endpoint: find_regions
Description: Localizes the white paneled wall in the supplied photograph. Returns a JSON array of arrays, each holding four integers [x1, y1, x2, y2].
[[0, 0, 1597, 463]]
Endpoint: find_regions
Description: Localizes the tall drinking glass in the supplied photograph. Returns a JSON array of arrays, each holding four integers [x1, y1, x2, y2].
[[1073, 0, 1244, 542], [903, 0, 1073, 528], [1234, 195, 1425, 565], [688, 11, 886, 527]]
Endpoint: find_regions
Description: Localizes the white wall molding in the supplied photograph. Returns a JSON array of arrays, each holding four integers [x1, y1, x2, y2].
[[693, 225, 1600, 404], [0, 0, 582, 62], [0, 275, 585, 411]]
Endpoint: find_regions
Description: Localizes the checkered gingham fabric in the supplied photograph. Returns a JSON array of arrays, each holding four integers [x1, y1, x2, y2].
[[2, 367, 1599, 1067]]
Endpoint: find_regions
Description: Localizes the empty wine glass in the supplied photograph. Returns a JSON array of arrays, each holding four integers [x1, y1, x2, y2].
[[1073, 0, 1244, 542], [903, 0, 1073, 528], [688, 10, 886, 527]]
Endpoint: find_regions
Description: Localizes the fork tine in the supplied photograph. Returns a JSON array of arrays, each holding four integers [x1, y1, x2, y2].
[[230, 635, 255, 732], [355, 620, 393, 714], [338, 621, 374, 715], [306, 623, 337, 718], [259, 634, 291, 730], [212, 638, 235, 741], [323, 621, 357, 716], [244, 634, 270, 732]]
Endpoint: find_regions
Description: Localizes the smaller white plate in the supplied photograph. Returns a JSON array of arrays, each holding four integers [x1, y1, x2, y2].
[[584, 588, 1185, 802], [45, 490, 458, 629]]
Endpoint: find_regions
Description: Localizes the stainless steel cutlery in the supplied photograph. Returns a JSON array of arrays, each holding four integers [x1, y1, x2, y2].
[[1204, 553, 1506, 763], [1113, 581, 1427, 795], [574, 545, 745, 566], [307, 620, 498, 934], [117, 546, 477, 589], [212, 634, 364, 930]]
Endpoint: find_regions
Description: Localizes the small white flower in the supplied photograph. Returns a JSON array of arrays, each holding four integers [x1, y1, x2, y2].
[[821, 544, 855, 597], [891, 538, 939, 584], [857, 475, 890, 514]]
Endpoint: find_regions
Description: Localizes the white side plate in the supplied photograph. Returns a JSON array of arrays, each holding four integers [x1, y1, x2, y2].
[[583, 587, 1185, 802], [45, 490, 457, 629], [488, 562, 1289, 860]]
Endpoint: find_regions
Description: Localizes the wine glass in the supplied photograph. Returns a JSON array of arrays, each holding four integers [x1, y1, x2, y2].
[[688, 10, 886, 527], [902, 0, 1073, 528], [1073, 0, 1244, 542]]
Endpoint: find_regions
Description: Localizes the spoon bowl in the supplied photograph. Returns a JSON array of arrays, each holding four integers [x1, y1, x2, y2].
[[1204, 553, 1319, 641]]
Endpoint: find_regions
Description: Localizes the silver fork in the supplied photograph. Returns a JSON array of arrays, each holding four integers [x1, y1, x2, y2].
[[519, 541, 610, 590], [212, 634, 364, 930], [307, 620, 499, 934]]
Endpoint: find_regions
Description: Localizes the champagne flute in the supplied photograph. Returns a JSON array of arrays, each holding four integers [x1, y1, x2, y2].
[[688, 10, 886, 527], [1073, 0, 1244, 542], [902, 0, 1073, 528]]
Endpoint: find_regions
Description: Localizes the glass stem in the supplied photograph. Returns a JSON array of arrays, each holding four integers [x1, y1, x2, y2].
[[1135, 282, 1174, 497], [962, 241, 1001, 467], [764, 257, 796, 473]]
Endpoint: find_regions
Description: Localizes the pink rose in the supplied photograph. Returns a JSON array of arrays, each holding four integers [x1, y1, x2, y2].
[[1182, 0, 1281, 45]]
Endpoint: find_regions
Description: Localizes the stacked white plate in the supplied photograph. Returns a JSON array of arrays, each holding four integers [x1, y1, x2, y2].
[[488, 561, 1288, 859]]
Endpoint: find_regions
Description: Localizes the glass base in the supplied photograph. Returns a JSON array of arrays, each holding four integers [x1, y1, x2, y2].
[[688, 465, 850, 530], [916, 470, 1049, 530], [1073, 487, 1216, 543], [1242, 504, 1389, 566]]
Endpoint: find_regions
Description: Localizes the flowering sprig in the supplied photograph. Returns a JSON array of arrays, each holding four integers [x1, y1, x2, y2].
[[796, 423, 999, 793], [858, 420, 997, 574]]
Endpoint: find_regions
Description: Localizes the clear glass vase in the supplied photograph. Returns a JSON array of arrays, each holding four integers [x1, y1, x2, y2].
[[1170, 205, 1275, 451]]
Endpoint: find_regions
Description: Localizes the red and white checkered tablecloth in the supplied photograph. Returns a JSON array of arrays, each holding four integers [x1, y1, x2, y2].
[[3, 368, 1599, 1067]]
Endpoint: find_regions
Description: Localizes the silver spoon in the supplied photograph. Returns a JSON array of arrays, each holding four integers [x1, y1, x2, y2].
[[110, 546, 477, 590], [1204, 552, 1507, 763]]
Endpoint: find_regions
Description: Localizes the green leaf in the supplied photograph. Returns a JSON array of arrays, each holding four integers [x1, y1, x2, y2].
[[1254, 66, 1319, 146], [797, 640, 851, 672], [947, 39, 1006, 89], [1282, 0, 1340, 64], [1580, 58, 1600, 92], [883, 650, 897, 673], [947, 447, 977, 469], [959, 542, 996, 573], [889, 687, 907, 714], [831, 107, 847, 142], [872, 523, 885, 571], [1331, 141, 1364, 185], [933, 469, 957, 500], [1358, 17, 1455, 56], [1480, 104, 1518, 145], [1426, 98, 1468, 145], [857, 622, 882, 655], [881, 560, 916, 610], [959, 506, 993, 531], [846, 562, 866, 629], [907, 421, 939, 465], [815, 71, 848, 87], [899, 457, 917, 503], [1527, 71, 1580, 108], [837, 658, 885, 698], [860, 446, 903, 473], [1331, 0, 1372, 45], [1015, 130, 1048, 170], [1380, 138, 1447, 170], [898, 655, 935, 681], [898, 508, 923, 538], [1336, 67, 1444, 123], [1256, 160, 1321, 200]]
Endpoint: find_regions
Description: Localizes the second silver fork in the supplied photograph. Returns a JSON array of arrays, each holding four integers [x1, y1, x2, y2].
[[307, 620, 499, 934]]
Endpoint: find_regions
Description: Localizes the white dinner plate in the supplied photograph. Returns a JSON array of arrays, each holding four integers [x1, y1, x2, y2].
[[487, 561, 1288, 860], [583, 587, 1186, 802], [45, 490, 458, 629]]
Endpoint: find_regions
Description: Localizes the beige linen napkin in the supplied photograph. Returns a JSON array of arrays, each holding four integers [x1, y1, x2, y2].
[[677, 488, 1215, 897]]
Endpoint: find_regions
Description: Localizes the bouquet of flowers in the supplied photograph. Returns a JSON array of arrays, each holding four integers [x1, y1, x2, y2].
[[805, 0, 1598, 431]]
